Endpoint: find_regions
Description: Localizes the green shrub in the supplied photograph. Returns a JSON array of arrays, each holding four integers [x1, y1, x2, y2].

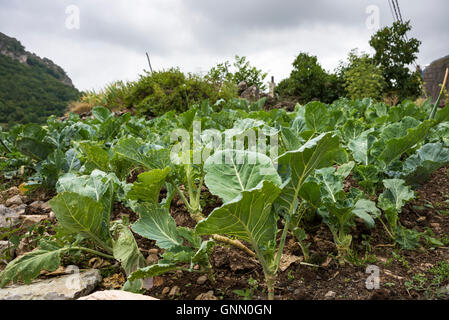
[[276, 52, 344, 104], [343, 50, 385, 100], [125, 68, 231, 117], [206, 55, 267, 90]]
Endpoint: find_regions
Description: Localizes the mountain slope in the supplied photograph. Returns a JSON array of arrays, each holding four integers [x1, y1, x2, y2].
[[0, 32, 79, 126]]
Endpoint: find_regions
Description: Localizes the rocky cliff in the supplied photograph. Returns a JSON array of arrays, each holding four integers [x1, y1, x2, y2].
[[0, 32, 74, 87], [423, 55, 449, 105]]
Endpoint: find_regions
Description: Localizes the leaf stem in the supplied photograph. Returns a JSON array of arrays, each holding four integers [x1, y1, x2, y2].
[[379, 217, 395, 240], [274, 220, 290, 273], [172, 182, 193, 212], [212, 234, 256, 257], [429, 68, 448, 120]]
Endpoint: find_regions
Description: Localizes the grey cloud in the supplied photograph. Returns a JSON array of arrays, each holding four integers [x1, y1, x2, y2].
[[0, 0, 447, 89]]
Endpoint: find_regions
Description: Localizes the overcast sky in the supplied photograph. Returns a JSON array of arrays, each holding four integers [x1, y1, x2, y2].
[[0, 0, 448, 91]]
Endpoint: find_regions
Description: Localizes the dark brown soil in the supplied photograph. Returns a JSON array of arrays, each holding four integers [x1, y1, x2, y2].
[[1, 167, 449, 300], [138, 166, 449, 300]]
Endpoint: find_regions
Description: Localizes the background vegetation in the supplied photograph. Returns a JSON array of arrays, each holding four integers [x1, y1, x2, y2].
[[0, 54, 79, 127]]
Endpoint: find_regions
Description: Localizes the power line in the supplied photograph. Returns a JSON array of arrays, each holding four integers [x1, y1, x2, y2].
[[388, 0, 396, 22], [394, 0, 404, 23], [391, 0, 400, 22]]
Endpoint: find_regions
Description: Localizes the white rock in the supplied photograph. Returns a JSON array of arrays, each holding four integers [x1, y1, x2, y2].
[[78, 290, 158, 300], [29, 201, 44, 210], [195, 291, 218, 300], [196, 275, 208, 285], [12, 204, 26, 215], [41, 202, 51, 212], [168, 286, 180, 297], [325, 291, 336, 299], [0, 205, 20, 228], [0, 269, 101, 300], [5, 195, 23, 207], [146, 254, 159, 265]]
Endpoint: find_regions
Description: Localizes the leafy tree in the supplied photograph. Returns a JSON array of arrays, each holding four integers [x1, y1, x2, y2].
[[206, 55, 267, 90], [343, 50, 385, 100], [369, 21, 422, 101], [276, 52, 344, 104]]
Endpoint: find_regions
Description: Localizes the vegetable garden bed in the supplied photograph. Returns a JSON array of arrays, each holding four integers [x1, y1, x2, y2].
[[1, 97, 449, 300]]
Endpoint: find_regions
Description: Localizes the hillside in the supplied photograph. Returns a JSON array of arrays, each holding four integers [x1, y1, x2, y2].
[[0, 32, 79, 126]]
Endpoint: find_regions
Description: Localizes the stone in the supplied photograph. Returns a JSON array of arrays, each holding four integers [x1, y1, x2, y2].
[[430, 223, 441, 229], [5, 195, 22, 207], [12, 204, 26, 215], [195, 291, 218, 300], [146, 254, 159, 265], [153, 277, 164, 287], [240, 85, 260, 102], [148, 248, 159, 255], [162, 287, 170, 295], [324, 291, 336, 299], [238, 81, 248, 94], [196, 275, 208, 285], [168, 286, 180, 297], [141, 278, 154, 290], [78, 290, 158, 300], [21, 215, 48, 227], [1, 187, 20, 200], [279, 254, 302, 272], [41, 202, 51, 212], [0, 269, 102, 300], [0, 205, 20, 228], [48, 211, 56, 220], [29, 201, 45, 211]]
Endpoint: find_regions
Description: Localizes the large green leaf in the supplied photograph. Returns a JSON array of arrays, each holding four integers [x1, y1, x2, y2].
[[49, 192, 110, 244], [195, 180, 281, 247], [0, 241, 67, 287], [112, 223, 146, 275], [112, 222, 146, 291], [400, 143, 449, 184], [16, 137, 55, 161], [127, 167, 171, 204], [128, 264, 181, 281], [79, 143, 110, 172], [131, 203, 184, 250], [313, 167, 346, 203], [378, 179, 414, 212], [348, 128, 376, 165], [275, 133, 340, 216], [56, 170, 116, 228], [379, 120, 434, 167], [15, 124, 55, 161], [114, 138, 170, 170], [435, 104, 449, 125], [92, 106, 112, 122], [204, 150, 281, 203], [352, 199, 380, 228], [305, 102, 329, 132], [380, 117, 420, 141]]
